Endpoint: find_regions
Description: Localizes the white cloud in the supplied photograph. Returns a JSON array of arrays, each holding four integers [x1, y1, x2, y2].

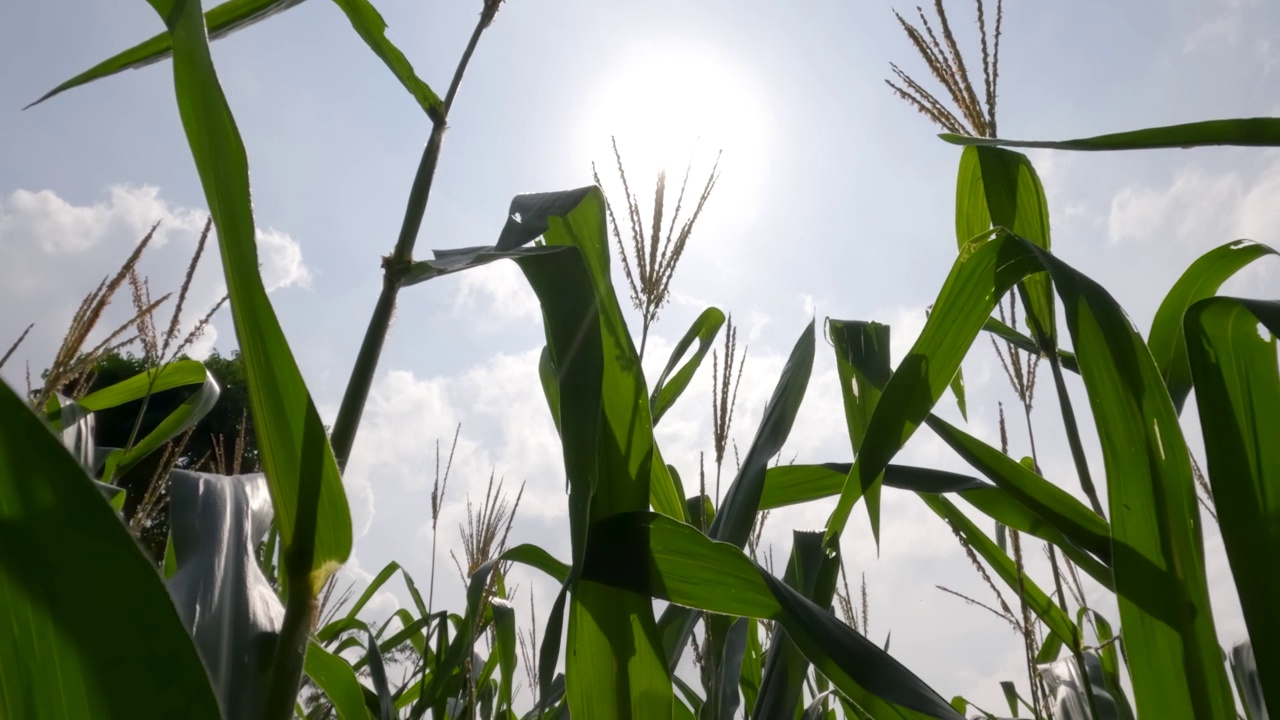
[[257, 227, 312, 291], [1108, 168, 1244, 246], [0, 184, 312, 386], [450, 260, 539, 325]]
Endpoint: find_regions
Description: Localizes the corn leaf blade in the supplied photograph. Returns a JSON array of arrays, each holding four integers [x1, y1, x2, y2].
[[583, 511, 964, 720], [1185, 297, 1280, 718], [650, 306, 725, 425], [0, 382, 222, 718], [940, 117, 1280, 151], [1149, 240, 1277, 413], [305, 640, 374, 720], [146, 0, 352, 588]]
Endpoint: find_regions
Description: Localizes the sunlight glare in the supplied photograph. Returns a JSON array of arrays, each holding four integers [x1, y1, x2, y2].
[[581, 42, 767, 197]]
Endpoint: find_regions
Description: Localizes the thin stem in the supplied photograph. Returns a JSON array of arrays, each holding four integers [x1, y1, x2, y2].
[[263, 568, 314, 719], [330, 11, 494, 470]]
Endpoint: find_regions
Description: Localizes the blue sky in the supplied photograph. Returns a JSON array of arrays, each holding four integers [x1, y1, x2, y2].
[[3, 0, 1279, 712]]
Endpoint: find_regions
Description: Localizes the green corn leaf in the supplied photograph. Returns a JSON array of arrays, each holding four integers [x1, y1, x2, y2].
[[145, 0, 351, 590], [824, 231, 1234, 717], [74, 358, 211, 411], [657, 320, 815, 671], [828, 320, 1111, 576], [491, 598, 518, 714], [940, 117, 1280, 151], [403, 188, 689, 717], [583, 511, 964, 720], [955, 146, 1055, 347], [821, 236, 1041, 546], [711, 320, 814, 548], [100, 364, 221, 483], [753, 531, 840, 720], [0, 381, 221, 718], [327, 0, 443, 119], [705, 615, 750, 720], [739, 618, 764, 711], [674, 676, 704, 715], [828, 318, 889, 546], [1185, 297, 1280, 717], [31, 0, 308, 108], [760, 462, 1112, 589], [650, 306, 725, 425], [1148, 240, 1277, 413], [305, 640, 374, 720], [1039, 241, 1235, 718], [318, 560, 405, 643], [32, 0, 442, 118], [364, 630, 393, 720]]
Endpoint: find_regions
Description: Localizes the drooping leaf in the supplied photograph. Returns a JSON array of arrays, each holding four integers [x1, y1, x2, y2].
[[100, 364, 221, 483], [32, 0, 307, 107], [941, 117, 1280, 151], [32, 0, 442, 118], [327, 0, 444, 119], [650, 306, 725, 425], [821, 237, 1040, 546], [1148, 240, 1277, 413], [1185, 297, 1280, 717], [828, 319, 1112, 576], [824, 231, 1233, 717], [167, 470, 285, 718], [827, 319, 889, 545], [760, 462, 1111, 588], [74, 358, 212, 412], [584, 511, 964, 720], [145, 2, 353, 716], [0, 381, 221, 718]]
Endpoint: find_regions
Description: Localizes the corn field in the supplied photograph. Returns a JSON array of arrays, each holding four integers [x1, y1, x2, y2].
[[1, 1, 1278, 719]]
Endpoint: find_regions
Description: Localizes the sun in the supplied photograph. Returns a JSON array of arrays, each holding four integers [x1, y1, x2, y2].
[[581, 41, 766, 191]]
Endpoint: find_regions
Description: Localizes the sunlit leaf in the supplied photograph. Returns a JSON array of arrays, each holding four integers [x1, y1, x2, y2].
[[1186, 297, 1280, 717], [145, 0, 352, 591], [0, 381, 221, 718], [1149, 240, 1277, 413]]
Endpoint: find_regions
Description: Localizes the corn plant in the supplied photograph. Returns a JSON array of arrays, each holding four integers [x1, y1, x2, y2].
[[7, 0, 1280, 719]]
